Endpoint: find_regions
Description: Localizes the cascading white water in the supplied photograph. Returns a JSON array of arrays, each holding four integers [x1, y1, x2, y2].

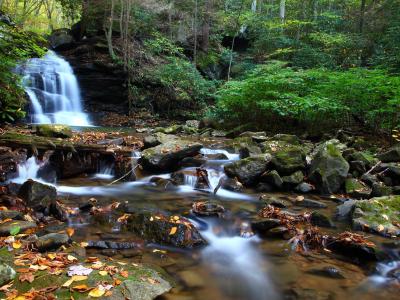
[[16, 158, 41, 182], [17, 51, 90, 126], [200, 148, 240, 161]]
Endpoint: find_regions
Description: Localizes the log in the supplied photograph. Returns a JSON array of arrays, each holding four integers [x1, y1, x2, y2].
[[0, 132, 134, 158]]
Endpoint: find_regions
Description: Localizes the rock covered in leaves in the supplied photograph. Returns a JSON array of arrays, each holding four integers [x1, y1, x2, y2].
[[352, 196, 400, 236], [142, 141, 203, 169], [308, 143, 349, 195], [224, 155, 269, 184]]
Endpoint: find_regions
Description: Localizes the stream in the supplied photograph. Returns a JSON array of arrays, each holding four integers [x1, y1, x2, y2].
[[11, 128, 400, 300]]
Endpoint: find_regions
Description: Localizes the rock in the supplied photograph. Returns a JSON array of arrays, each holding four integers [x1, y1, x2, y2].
[[155, 179, 175, 189], [301, 143, 314, 155], [305, 264, 345, 279], [342, 148, 356, 157], [211, 130, 227, 137], [261, 170, 283, 189], [0, 11, 15, 26], [224, 155, 269, 184], [294, 199, 327, 208], [229, 122, 259, 138], [293, 183, 313, 193], [333, 242, 390, 262], [269, 146, 306, 175], [36, 163, 58, 184], [361, 174, 378, 186], [114, 158, 141, 182], [49, 29, 73, 50], [393, 186, 400, 195], [192, 202, 225, 217], [0, 210, 23, 220], [259, 140, 287, 154], [308, 143, 350, 195], [178, 270, 206, 288], [218, 137, 254, 152], [153, 125, 182, 134], [5, 183, 22, 195], [85, 240, 145, 249], [0, 220, 37, 237], [199, 116, 217, 129], [377, 144, 400, 162], [386, 166, 400, 181], [101, 249, 118, 257], [379, 175, 393, 186], [345, 178, 364, 193], [143, 133, 180, 150], [120, 249, 142, 258], [142, 252, 177, 268], [222, 178, 244, 191], [62, 245, 86, 256], [371, 182, 392, 197], [348, 189, 371, 199], [372, 163, 394, 174], [37, 233, 69, 251], [288, 288, 331, 300], [266, 226, 289, 237], [35, 223, 69, 237], [347, 152, 378, 169], [0, 264, 16, 287], [251, 218, 282, 231], [36, 124, 72, 138], [310, 211, 332, 226], [259, 196, 287, 208], [186, 120, 200, 128], [42, 199, 68, 222], [282, 170, 304, 185], [310, 139, 347, 157], [239, 131, 266, 138], [272, 134, 299, 145], [142, 141, 203, 169], [256, 183, 274, 192], [349, 161, 366, 175], [335, 200, 356, 217], [17, 180, 57, 208], [238, 146, 262, 159], [78, 201, 94, 211], [122, 206, 206, 248], [170, 171, 185, 185], [352, 197, 400, 236], [210, 153, 228, 160]]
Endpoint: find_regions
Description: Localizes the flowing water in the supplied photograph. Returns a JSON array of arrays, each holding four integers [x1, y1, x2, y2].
[[13, 142, 400, 300], [16, 51, 90, 126]]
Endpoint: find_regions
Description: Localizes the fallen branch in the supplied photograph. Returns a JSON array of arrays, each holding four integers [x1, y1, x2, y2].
[[106, 163, 142, 186], [214, 176, 226, 194], [366, 161, 382, 174]]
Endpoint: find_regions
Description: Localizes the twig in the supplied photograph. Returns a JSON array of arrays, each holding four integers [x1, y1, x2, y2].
[[377, 167, 390, 175], [106, 163, 141, 186], [214, 176, 225, 194], [366, 161, 382, 174]]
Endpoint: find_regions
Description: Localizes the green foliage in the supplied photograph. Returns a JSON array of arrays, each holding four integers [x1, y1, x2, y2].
[[144, 32, 183, 56], [215, 61, 400, 132], [0, 22, 46, 122], [10, 226, 20, 236]]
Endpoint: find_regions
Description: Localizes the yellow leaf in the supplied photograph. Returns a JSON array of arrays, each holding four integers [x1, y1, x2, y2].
[[80, 242, 88, 248], [88, 287, 105, 298], [169, 227, 177, 235], [47, 254, 55, 260], [99, 271, 108, 276], [14, 297, 26, 300], [62, 275, 88, 287], [63, 278, 75, 287], [173, 216, 179, 221], [68, 255, 77, 261], [12, 240, 22, 249]]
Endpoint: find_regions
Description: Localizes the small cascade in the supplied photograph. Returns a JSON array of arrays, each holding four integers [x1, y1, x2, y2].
[[16, 158, 41, 183], [17, 51, 90, 126], [183, 174, 196, 187], [200, 148, 240, 161], [132, 150, 141, 158]]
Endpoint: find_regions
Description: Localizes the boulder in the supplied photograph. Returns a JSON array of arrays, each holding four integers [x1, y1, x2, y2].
[[199, 116, 217, 129], [124, 208, 206, 248], [177, 154, 207, 168], [49, 29, 73, 50], [35, 223, 69, 237], [36, 124, 72, 138], [0, 210, 23, 220], [142, 141, 203, 169], [387, 166, 400, 181], [335, 199, 356, 217], [210, 153, 228, 160], [282, 170, 304, 185], [347, 152, 378, 169], [301, 143, 314, 155], [308, 144, 349, 195], [238, 146, 262, 159], [0, 220, 37, 237], [228, 122, 259, 138], [352, 196, 400, 236], [218, 137, 254, 152], [37, 233, 69, 251], [17, 180, 56, 208], [261, 170, 283, 189], [224, 155, 269, 184], [259, 196, 287, 208], [238, 131, 266, 138], [310, 139, 347, 157], [272, 134, 299, 145], [342, 148, 356, 157], [222, 178, 244, 191], [269, 146, 306, 175], [345, 178, 364, 194], [192, 202, 225, 217], [293, 183, 313, 193], [333, 242, 390, 262], [211, 130, 227, 137], [153, 125, 182, 134], [361, 174, 378, 186], [259, 140, 287, 154], [310, 211, 332, 226], [377, 144, 400, 162], [143, 133, 180, 149], [251, 218, 281, 231], [0, 264, 16, 287], [349, 161, 366, 175], [371, 182, 391, 197], [170, 171, 185, 185]]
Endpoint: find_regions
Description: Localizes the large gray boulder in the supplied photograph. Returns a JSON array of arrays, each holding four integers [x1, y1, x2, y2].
[[0, 263, 16, 287], [377, 144, 400, 162], [143, 133, 180, 149], [224, 155, 269, 184], [49, 28, 74, 50], [142, 141, 203, 169], [199, 116, 217, 128], [310, 139, 347, 157], [269, 146, 306, 175], [308, 144, 349, 195], [17, 180, 57, 208]]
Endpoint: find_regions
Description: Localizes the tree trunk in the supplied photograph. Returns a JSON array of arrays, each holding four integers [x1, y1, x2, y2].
[[13, 0, 18, 22], [328, 0, 333, 11], [279, 0, 285, 32], [359, 0, 366, 33], [104, 0, 115, 60], [251, 0, 257, 13], [123, 0, 130, 72], [119, 0, 123, 38], [202, 0, 210, 52], [313, 0, 318, 22], [193, 0, 197, 66]]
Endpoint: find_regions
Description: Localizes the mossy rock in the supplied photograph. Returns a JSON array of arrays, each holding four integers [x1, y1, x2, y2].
[[259, 140, 287, 154], [261, 170, 283, 188], [345, 178, 364, 194], [310, 139, 347, 157], [269, 146, 306, 175], [377, 143, 400, 163], [347, 152, 378, 169], [352, 196, 400, 236], [282, 171, 304, 185], [310, 211, 332, 226], [228, 122, 260, 138], [0, 247, 175, 300], [153, 125, 182, 134], [352, 139, 372, 151], [218, 137, 253, 153], [371, 182, 392, 197], [308, 144, 349, 195], [224, 155, 269, 184], [272, 134, 299, 145], [17, 180, 57, 208], [36, 124, 72, 138]]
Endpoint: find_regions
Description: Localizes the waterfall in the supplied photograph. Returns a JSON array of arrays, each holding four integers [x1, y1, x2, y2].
[[17, 51, 90, 126]]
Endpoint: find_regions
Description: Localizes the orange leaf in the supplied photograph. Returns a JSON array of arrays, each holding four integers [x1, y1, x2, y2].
[[105, 291, 114, 297], [169, 227, 177, 235], [67, 228, 74, 237]]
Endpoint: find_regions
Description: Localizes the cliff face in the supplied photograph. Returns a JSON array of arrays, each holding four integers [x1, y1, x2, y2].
[[56, 37, 129, 124]]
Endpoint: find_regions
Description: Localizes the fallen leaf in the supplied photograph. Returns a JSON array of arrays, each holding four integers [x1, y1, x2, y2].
[[378, 224, 384, 232], [120, 271, 129, 278], [17, 268, 30, 273], [19, 273, 35, 283], [169, 227, 177, 235], [147, 278, 155, 284], [88, 287, 105, 298], [105, 291, 114, 297], [0, 282, 13, 292], [99, 271, 108, 276], [382, 214, 389, 220], [67, 228, 74, 237], [115, 262, 127, 266], [388, 230, 395, 234], [46, 293, 57, 300], [72, 284, 93, 292], [85, 257, 99, 263], [12, 240, 22, 249]]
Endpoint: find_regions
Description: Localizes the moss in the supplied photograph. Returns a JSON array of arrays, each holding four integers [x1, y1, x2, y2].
[[196, 50, 220, 69]]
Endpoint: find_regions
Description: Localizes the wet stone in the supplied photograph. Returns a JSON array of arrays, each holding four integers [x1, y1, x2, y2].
[[251, 218, 282, 231], [335, 200, 356, 217], [305, 264, 346, 279], [293, 183, 313, 193], [192, 202, 225, 217], [142, 251, 177, 267], [62, 245, 86, 256], [37, 233, 69, 251], [266, 226, 288, 237], [35, 223, 68, 237], [222, 178, 244, 191], [119, 249, 142, 258], [209, 153, 228, 160], [259, 196, 287, 208], [85, 240, 144, 249], [0, 220, 37, 237], [293, 199, 327, 208], [256, 183, 274, 193], [78, 201, 94, 211], [170, 171, 185, 185], [0, 210, 23, 220], [101, 249, 118, 257], [0, 263, 16, 287]]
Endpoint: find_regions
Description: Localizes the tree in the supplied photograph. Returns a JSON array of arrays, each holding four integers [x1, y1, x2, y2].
[[202, 0, 211, 52]]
